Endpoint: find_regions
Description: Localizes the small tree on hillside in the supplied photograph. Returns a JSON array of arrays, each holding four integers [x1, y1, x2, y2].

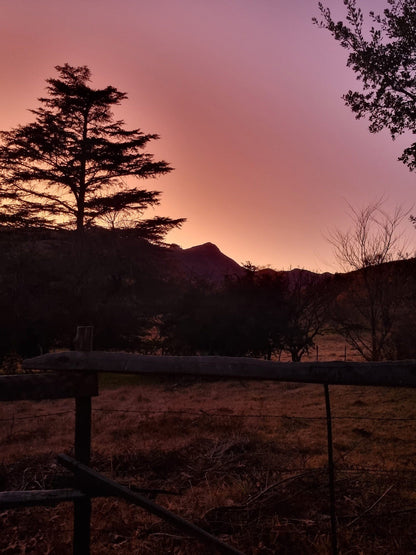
[[0, 64, 184, 238]]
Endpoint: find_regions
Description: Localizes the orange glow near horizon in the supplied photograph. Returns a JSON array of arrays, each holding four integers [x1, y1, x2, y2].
[[0, 0, 415, 272]]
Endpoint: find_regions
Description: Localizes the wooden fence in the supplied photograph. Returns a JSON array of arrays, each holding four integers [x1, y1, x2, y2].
[[2, 326, 416, 554]]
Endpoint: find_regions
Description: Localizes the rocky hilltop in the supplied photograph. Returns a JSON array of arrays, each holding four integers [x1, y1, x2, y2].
[[167, 242, 245, 282], [167, 242, 330, 284]]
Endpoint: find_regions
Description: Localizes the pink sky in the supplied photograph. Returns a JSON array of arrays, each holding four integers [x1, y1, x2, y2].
[[0, 1, 414, 272]]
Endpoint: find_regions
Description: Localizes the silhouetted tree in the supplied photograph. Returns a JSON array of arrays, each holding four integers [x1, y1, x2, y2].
[[279, 270, 330, 362], [0, 64, 184, 238], [328, 201, 411, 360], [314, 1, 416, 172], [329, 200, 410, 270]]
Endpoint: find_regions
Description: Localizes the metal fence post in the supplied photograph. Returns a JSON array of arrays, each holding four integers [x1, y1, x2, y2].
[[324, 383, 338, 555]]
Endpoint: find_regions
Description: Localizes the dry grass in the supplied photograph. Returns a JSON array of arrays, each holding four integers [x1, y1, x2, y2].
[[2, 337, 416, 553]]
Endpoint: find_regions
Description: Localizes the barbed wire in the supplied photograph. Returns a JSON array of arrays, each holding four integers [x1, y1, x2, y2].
[[0, 410, 74, 423], [91, 408, 416, 423], [2, 407, 416, 423]]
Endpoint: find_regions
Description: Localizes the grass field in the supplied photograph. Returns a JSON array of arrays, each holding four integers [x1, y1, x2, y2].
[[2, 337, 416, 553]]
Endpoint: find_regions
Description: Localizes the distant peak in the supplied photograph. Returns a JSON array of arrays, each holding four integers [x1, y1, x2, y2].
[[184, 242, 221, 254], [169, 242, 244, 283]]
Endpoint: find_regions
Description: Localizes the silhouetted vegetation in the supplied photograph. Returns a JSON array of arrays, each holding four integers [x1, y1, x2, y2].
[[159, 269, 286, 358], [314, 1, 416, 173], [0, 229, 179, 361], [314, 1, 416, 357], [0, 230, 334, 364], [327, 201, 413, 361], [279, 270, 332, 362], [0, 227, 415, 366], [0, 63, 187, 365], [330, 258, 416, 361], [0, 64, 184, 238], [158, 267, 331, 362], [0, 63, 415, 365]]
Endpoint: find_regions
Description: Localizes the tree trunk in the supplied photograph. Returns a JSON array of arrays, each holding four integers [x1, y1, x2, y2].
[[76, 199, 85, 233]]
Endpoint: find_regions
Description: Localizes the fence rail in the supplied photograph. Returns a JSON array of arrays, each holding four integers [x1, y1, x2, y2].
[[22, 350, 416, 387]]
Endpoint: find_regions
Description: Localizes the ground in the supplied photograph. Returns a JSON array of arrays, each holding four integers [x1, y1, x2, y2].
[[1, 336, 416, 553]]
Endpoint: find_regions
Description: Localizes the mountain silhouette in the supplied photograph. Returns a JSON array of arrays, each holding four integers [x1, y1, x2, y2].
[[167, 242, 245, 283], [167, 242, 331, 284]]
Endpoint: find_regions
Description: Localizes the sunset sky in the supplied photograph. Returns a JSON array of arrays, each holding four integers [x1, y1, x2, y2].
[[0, 0, 415, 272]]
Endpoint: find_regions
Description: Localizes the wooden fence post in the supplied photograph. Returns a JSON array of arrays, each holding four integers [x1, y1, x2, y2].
[[73, 326, 94, 555], [74, 326, 94, 353]]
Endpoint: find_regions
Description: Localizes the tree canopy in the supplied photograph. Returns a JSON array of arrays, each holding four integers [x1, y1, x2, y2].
[[314, 0, 416, 171], [0, 64, 184, 238]]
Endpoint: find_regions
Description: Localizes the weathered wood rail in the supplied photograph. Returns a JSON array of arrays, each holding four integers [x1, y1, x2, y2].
[[23, 350, 416, 387], [3, 327, 416, 555]]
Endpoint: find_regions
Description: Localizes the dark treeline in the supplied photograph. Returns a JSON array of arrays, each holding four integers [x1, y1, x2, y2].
[[0, 229, 175, 360], [0, 229, 329, 363], [160, 267, 331, 361], [1, 229, 416, 366]]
